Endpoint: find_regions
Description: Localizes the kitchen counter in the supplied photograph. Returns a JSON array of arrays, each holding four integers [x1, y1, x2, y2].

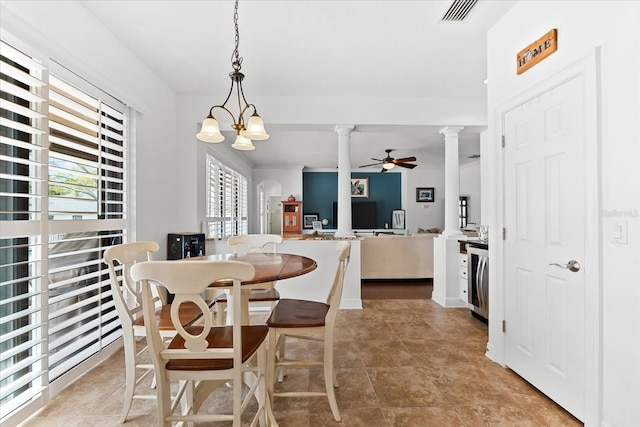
[[466, 240, 488, 250], [458, 237, 488, 250]]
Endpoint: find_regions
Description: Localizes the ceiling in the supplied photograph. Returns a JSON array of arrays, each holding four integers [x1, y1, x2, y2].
[[81, 0, 516, 170]]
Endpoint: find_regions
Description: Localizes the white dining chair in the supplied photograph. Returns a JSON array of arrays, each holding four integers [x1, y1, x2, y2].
[[130, 259, 276, 426], [215, 234, 283, 324], [266, 241, 351, 421], [103, 241, 204, 423]]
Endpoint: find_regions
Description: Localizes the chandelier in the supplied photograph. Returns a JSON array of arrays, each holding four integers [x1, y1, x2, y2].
[[196, 0, 268, 151]]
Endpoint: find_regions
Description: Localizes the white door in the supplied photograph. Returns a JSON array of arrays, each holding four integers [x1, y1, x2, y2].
[[504, 74, 585, 421]]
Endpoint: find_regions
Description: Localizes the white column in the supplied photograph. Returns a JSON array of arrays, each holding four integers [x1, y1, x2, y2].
[[335, 125, 354, 238], [440, 126, 464, 238], [432, 126, 467, 308]]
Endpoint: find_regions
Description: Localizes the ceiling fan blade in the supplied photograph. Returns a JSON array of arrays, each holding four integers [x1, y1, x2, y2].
[[371, 157, 384, 162], [396, 163, 417, 169], [359, 162, 383, 168], [393, 156, 416, 163]]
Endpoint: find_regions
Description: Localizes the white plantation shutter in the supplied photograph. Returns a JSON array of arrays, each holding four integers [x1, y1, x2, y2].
[[0, 39, 49, 421], [1, 36, 130, 425], [46, 70, 128, 381], [206, 154, 248, 238]]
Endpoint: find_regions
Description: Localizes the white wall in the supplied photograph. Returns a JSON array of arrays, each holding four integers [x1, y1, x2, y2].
[[488, 1, 640, 425], [404, 167, 445, 233], [0, 1, 183, 259], [402, 161, 481, 235]]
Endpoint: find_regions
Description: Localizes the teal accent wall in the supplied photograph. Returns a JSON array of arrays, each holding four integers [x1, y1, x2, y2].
[[302, 172, 402, 229]]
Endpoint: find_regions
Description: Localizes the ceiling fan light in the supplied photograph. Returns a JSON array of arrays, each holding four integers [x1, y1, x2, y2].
[[382, 162, 395, 170], [242, 113, 269, 140], [196, 116, 225, 143], [231, 134, 256, 151]]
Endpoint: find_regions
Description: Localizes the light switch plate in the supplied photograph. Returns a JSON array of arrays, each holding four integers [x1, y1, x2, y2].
[[611, 220, 628, 244]]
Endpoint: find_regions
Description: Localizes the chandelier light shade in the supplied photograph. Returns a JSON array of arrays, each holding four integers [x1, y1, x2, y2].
[[196, 114, 224, 143], [382, 162, 395, 170], [231, 133, 255, 151], [196, 0, 269, 149]]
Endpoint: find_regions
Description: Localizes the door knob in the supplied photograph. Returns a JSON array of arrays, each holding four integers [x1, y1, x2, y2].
[[549, 260, 580, 272]]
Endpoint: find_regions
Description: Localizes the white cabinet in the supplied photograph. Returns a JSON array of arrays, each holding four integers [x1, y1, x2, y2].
[[458, 250, 469, 303]]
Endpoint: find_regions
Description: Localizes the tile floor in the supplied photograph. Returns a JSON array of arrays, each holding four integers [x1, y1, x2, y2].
[[21, 298, 582, 426]]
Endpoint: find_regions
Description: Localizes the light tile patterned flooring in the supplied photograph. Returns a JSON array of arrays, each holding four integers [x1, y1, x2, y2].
[[22, 298, 582, 426]]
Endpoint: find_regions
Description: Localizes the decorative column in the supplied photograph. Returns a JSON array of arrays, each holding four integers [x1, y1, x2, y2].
[[433, 126, 467, 308], [441, 126, 464, 238], [335, 125, 354, 238]]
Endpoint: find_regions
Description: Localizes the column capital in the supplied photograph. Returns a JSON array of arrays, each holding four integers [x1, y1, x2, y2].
[[439, 126, 464, 136], [335, 125, 355, 135]]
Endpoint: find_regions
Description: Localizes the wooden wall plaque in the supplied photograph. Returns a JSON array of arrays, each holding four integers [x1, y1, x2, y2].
[[516, 29, 558, 75]]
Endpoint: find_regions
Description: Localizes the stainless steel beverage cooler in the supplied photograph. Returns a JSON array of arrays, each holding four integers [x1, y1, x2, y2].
[[467, 245, 488, 321]]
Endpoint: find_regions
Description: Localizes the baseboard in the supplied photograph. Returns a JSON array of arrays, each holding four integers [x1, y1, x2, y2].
[[433, 294, 467, 308], [339, 298, 363, 309], [485, 342, 502, 365]]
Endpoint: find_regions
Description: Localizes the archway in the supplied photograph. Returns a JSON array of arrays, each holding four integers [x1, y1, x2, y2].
[[256, 179, 282, 234]]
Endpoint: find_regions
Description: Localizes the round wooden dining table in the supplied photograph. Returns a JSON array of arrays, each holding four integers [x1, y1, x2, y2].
[[192, 253, 317, 324], [200, 252, 317, 287]]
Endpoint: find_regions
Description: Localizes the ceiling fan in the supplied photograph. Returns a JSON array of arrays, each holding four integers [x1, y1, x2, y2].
[[358, 149, 417, 172]]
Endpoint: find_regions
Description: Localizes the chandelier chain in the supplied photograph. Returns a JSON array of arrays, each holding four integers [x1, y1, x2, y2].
[[197, 0, 268, 148], [231, 0, 243, 71]]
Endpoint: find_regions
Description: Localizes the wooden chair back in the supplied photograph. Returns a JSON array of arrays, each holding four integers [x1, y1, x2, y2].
[[227, 234, 283, 255], [103, 241, 161, 330], [130, 260, 255, 364]]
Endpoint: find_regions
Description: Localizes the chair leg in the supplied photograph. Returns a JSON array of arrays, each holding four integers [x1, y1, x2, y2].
[[216, 301, 226, 325], [233, 362, 243, 426], [324, 332, 340, 421], [267, 329, 277, 410], [120, 337, 137, 423], [255, 344, 270, 427], [155, 374, 172, 427], [276, 333, 288, 382]]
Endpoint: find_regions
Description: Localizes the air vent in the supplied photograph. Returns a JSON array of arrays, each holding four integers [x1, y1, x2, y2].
[[441, 0, 479, 21]]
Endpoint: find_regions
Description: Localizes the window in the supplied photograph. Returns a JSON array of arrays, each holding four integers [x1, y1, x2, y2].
[[1, 37, 129, 425], [459, 196, 468, 228], [1, 39, 49, 421], [205, 154, 248, 238]]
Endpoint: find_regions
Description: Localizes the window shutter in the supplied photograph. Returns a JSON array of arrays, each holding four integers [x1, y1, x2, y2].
[[0, 39, 48, 419], [1, 36, 130, 425], [46, 72, 127, 381], [205, 155, 248, 238]]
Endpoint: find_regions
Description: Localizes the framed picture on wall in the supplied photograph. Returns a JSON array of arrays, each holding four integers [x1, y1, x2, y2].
[[303, 213, 319, 229], [416, 187, 434, 202], [392, 209, 405, 229], [350, 178, 369, 198]]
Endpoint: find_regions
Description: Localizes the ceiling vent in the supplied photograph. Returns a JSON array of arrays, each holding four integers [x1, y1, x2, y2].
[[441, 0, 479, 21]]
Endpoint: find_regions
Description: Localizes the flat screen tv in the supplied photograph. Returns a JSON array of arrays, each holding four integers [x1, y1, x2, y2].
[[332, 201, 377, 229]]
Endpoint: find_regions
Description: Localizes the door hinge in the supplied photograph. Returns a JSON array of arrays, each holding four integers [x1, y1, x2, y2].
[[502, 228, 506, 240], [501, 135, 505, 147], [502, 320, 506, 333]]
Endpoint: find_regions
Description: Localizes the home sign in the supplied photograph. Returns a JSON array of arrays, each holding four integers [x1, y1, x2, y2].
[[516, 29, 557, 75]]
